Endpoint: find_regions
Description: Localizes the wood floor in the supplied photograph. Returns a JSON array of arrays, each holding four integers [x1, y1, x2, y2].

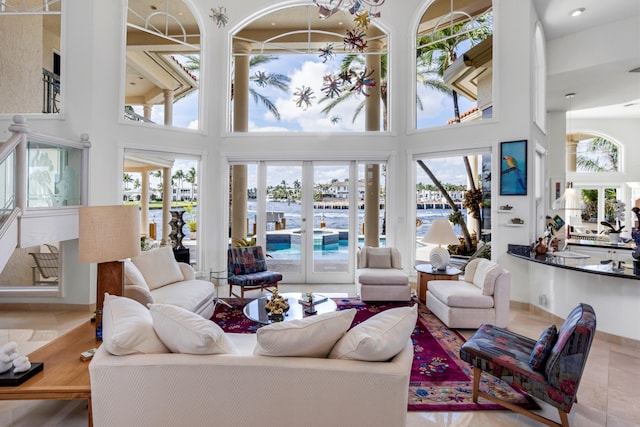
[[0, 283, 638, 427]]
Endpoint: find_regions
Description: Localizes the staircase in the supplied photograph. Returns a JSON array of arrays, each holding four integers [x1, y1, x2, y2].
[[0, 116, 90, 274]]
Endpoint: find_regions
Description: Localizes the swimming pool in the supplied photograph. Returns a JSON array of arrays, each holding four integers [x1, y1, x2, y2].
[[266, 229, 385, 260]]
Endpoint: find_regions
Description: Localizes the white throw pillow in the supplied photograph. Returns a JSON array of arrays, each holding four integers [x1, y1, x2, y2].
[[131, 246, 184, 290], [329, 304, 417, 361], [123, 259, 148, 289], [254, 309, 356, 357], [149, 304, 238, 355], [367, 247, 392, 269], [472, 260, 502, 296], [102, 294, 168, 356]]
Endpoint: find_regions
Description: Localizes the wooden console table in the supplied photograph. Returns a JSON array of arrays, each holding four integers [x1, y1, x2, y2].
[[0, 320, 96, 426], [415, 263, 461, 303]]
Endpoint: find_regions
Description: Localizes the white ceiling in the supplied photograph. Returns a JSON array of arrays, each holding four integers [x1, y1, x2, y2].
[[533, 0, 640, 117]]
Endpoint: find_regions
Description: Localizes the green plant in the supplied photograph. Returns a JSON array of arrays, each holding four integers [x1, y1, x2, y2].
[[188, 221, 197, 232], [600, 221, 624, 234]]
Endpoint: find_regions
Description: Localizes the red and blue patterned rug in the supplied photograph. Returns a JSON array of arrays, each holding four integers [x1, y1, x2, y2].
[[212, 297, 536, 412]]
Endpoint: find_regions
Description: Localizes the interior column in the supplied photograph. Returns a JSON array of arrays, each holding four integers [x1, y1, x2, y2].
[[230, 40, 252, 243], [364, 39, 383, 247], [141, 170, 149, 237], [161, 166, 171, 246]]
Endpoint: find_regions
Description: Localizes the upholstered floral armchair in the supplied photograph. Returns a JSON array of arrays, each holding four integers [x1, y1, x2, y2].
[[227, 246, 282, 304], [459, 303, 596, 427]]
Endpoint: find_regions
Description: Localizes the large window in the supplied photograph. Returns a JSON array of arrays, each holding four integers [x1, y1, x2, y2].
[[124, 1, 201, 129], [231, 5, 388, 132], [415, 0, 493, 129]]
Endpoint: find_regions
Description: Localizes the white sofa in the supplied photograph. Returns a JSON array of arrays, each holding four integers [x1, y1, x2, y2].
[[123, 246, 215, 318], [356, 246, 411, 301], [426, 258, 511, 329], [89, 296, 416, 427]]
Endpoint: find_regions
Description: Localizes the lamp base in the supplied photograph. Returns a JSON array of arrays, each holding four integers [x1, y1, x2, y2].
[[429, 246, 450, 271], [96, 261, 125, 341]]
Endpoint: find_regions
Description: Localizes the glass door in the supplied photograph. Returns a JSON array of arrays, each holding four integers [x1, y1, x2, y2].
[[250, 161, 356, 283]]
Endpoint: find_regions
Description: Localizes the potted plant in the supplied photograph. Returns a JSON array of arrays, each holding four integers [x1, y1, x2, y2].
[[189, 220, 197, 240], [600, 221, 624, 244]]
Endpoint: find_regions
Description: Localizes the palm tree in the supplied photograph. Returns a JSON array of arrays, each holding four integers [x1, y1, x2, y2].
[[185, 54, 291, 121], [172, 170, 186, 201], [186, 167, 197, 200], [123, 173, 133, 190], [576, 137, 618, 172]]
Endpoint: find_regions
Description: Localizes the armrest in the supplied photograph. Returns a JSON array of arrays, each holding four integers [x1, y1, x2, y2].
[[178, 262, 195, 280], [124, 285, 154, 307]]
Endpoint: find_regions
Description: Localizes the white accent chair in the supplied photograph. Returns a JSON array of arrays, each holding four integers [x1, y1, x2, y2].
[[426, 258, 510, 329], [356, 246, 411, 302]]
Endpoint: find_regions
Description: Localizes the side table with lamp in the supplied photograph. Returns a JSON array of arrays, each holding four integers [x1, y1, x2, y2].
[[417, 219, 462, 304]]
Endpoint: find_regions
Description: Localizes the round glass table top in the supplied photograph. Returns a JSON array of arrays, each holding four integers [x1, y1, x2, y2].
[[243, 292, 338, 325]]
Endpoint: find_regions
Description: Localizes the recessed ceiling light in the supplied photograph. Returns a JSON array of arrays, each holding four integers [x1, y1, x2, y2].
[[271, 22, 276, 26], [570, 8, 585, 17]]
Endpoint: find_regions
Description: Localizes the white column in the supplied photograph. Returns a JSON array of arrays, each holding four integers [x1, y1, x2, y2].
[[161, 167, 171, 246]]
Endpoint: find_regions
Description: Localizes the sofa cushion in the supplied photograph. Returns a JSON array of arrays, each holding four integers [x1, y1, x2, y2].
[[428, 281, 494, 309], [102, 294, 168, 356], [528, 324, 558, 371], [131, 246, 184, 290], [367, 247, 392, 269], [150, 279, 215, 314], [123, 259, 148, 289], [356, 268, 409, 286], [329, 304, 417, 361], [254, 309, 356, 357], [149, 303, 238, 355], [472, 259, 502, 296]]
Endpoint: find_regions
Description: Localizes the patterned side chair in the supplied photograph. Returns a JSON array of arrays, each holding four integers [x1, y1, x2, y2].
[[227, 246, 282, 304], [459, 303, 596, 427]]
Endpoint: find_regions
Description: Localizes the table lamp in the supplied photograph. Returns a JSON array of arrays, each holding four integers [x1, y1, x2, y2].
[[422, 219, 459, 271], [79, 205, 141, 340]]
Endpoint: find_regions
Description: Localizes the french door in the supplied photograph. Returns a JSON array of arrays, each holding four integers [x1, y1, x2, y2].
[[249, 161, 358, 284]]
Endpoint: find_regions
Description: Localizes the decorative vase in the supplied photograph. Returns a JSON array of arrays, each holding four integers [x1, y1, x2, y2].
[[609, 233, 620, 244]]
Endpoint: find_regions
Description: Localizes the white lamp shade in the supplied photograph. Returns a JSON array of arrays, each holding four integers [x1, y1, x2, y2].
[[422, 219, 459, 271], [79, 205, 141, 263]]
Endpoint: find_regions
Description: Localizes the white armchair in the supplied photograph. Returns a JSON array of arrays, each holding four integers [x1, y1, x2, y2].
[[426, 258, 510, 329], [356, 246, 411, 302]]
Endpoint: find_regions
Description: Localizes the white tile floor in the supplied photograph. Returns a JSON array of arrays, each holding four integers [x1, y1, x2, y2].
[[0, 283, 638, 427]]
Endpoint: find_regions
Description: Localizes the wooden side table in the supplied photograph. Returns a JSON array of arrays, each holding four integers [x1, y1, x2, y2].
[[415, 263, 462, 304]]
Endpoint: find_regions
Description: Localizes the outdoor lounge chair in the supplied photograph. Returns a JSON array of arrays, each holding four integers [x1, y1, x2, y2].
[[29, 251, 59, 286]]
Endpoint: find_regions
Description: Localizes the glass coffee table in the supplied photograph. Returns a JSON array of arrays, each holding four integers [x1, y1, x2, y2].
[[243, 292, 337, 325]]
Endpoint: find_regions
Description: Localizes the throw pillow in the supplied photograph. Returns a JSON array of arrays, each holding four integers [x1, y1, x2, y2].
[[102, 294, 168, 356], [123, 259, 148, 289], [528, 325, 558, 371], [472, 260, 502, 296], [254, 309, 356, 357], [149, 304, 238, 355], [367, 247, 392, 269], [328, 304, 417, 361], [131, 246, 184, 290]]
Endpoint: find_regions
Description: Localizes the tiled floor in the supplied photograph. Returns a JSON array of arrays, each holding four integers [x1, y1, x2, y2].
[[0, 284, 638, 427]]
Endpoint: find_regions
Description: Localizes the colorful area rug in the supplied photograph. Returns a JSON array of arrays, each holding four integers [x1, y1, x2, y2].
[[212, 297, 536, 412]]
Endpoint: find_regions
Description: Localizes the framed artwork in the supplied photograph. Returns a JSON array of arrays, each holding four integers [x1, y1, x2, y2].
[[550, 177, 564, 209], [500, 140, 527, 195]]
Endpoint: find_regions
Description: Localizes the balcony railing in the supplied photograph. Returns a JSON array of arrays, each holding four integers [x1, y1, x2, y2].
[[42, 68, 60, 114]]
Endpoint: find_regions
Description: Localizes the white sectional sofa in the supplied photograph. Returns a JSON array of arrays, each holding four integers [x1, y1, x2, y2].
[[89, 295, 416, 427], [426, 258, 511, 329], [123, 246, 215, 318]]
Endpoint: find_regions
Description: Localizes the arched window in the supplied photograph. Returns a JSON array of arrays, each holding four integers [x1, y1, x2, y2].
[[230, 4, 388, 132], [415, 1, 493, 129], [123, 0, 201, 129]]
